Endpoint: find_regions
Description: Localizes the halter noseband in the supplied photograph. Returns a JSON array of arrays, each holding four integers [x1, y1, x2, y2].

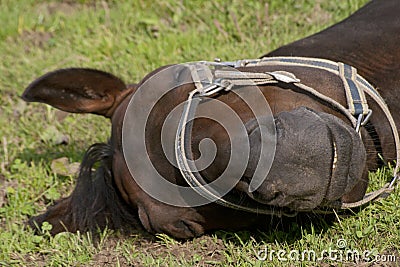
[[175, 56, 399, 215]]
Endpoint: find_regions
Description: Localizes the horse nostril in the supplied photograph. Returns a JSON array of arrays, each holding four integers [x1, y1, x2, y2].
[[251, 189, 282, 205]]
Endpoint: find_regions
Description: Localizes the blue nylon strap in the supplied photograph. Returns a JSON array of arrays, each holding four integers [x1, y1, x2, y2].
[[339, 62, 369, 116], [277, 57, 338, 71]]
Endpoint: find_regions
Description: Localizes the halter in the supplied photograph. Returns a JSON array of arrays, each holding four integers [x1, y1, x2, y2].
[[175, 56, 399, 215]]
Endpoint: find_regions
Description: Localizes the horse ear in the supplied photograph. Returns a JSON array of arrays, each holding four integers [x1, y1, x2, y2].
[[22, 68, 132, 118]]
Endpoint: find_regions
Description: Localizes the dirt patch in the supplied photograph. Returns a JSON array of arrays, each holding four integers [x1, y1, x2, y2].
[[0, 174, 18, 209], [90, 237, 129, 266], [147, 235, 226, 264], [18, 30, 53, 51], [89, 234, 227, 266], [0, 174, 19, 228], [307, 1, 332, 25], [35, 1, 112, 17], [35, 2, 81, 17]]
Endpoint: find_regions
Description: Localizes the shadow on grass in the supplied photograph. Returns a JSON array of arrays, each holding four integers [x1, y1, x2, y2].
[[212, 212, 338, 246]]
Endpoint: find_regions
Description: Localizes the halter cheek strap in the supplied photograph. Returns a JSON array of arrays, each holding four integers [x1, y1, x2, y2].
[[175, 56, 399, 215]]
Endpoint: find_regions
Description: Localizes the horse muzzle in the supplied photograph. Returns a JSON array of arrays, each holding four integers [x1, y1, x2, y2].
[[244, 106, 367, 211]]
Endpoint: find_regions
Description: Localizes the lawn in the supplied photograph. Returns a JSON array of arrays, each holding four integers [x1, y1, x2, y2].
[[1, 0, 399, 266]]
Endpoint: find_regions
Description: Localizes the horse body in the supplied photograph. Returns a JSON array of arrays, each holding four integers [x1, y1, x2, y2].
[[23, 0, 400, 238]]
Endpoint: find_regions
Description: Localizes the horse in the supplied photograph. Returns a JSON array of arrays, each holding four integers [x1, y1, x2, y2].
[[23, 0, 400, 239]]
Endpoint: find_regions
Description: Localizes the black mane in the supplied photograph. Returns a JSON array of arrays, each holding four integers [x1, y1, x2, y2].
[[70, 143, 139, 232]]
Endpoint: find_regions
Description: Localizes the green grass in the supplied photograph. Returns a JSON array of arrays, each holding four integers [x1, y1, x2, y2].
[[2, 0, 399, 266]]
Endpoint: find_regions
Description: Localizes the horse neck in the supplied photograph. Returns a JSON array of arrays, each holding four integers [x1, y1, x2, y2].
[[267, 0, 400, 90], [265, 1, 400, 163]]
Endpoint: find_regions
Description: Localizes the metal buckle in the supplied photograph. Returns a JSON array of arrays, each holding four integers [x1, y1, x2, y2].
[[199, 79, 233, 96], [355, 109, 372, 132], [214, 58, 251, 68], [198, 83, 220, 96]]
